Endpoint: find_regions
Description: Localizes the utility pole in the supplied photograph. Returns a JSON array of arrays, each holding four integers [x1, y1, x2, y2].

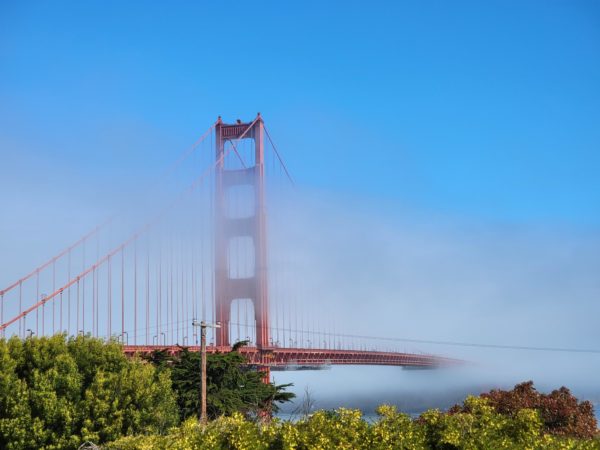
[[192, 319, 220, 424]]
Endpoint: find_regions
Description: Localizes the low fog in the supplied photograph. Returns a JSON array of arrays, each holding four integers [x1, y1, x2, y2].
[[1, 173, 599, 416], [268, 189, 600, 415]]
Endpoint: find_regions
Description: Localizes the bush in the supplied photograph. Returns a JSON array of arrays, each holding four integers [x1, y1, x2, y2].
[[107, 398, 600, 450]]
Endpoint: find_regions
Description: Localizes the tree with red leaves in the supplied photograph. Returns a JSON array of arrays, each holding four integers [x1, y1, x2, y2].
[[449, 381, 598, 439]]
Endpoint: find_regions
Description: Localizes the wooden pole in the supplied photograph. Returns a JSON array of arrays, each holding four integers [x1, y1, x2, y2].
[[200, 320, 207, 424]]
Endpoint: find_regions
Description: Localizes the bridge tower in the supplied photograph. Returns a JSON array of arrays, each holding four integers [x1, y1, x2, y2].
[[214, 114, 270, 349]]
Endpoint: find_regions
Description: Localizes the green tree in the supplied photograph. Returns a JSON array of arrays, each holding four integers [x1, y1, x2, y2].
[[0, 334, 178, 450], [149, 341, 295, 420]]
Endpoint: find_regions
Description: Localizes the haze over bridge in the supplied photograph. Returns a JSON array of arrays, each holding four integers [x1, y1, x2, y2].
[[0, 115, 458, 380]]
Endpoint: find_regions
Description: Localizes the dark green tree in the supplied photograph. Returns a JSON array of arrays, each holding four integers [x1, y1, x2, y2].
[[150, 341, 295, 420]]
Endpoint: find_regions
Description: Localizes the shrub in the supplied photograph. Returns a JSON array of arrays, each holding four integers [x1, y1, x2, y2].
[[108, 398, 600, 449]]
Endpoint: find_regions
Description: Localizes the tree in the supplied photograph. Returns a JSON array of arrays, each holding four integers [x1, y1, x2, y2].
[[0, 334, 178, 450], [448, 380, 598, 439], [149, 341, 294, 420]]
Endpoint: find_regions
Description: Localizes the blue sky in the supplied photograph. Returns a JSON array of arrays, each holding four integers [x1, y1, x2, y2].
[[1, 0, 599, 225], [2, 2, 600, 402]]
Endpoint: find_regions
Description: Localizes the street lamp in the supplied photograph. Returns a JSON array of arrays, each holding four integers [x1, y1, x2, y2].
[[26, 328, 34, 338], [153, 335, 158, 345], [160, 332, 166, 345], [192, 319, 221, 424]]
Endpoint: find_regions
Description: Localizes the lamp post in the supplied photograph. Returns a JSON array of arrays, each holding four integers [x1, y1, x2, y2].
[[192, 319, 221, 424]]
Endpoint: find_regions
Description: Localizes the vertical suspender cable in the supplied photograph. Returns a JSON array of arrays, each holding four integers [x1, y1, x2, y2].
[[68, 250, 71, 335], [170, 247, 174, 344], [209, 133, 215, 345], [76, 278, 80, 335], [274, 287, 279, 346], [36, 270, 39, 335], [92, 267, 96, 337], [165, 242, 169, 344], [59, 291, 63, 333], [156, 249, 160, 343], [82, 242, 86, 335], [160, 255, 163, 341], [96, 229, 100, 337], [191, 259, 195, 327], [183, 253, 187, 343], [179, 245, 183, 343], [294, 292, 298, 348], [174, 246, 178, 344], [146, 244, 150, 345], [107, 255, 112, 339], [180, 243, 184, 343], [83, 241, 85, 334], [19, 281, 22, 337], [121, 248, 125, 342], [52, 261, 56, 334], [134, 241, 137, 345], [281, 299, 286, 348]]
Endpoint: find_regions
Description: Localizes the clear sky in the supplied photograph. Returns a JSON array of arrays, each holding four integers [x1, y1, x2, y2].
[[1, 0, 599, 227]]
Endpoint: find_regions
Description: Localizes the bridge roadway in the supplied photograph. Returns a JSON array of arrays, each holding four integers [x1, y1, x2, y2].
[[123, 345, 458, 369]]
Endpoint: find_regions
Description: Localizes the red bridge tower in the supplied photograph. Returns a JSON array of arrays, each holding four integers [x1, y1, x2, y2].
[[214, 114, 270, 349]]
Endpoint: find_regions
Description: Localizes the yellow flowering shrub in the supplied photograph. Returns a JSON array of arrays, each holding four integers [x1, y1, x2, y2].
[[107, 399, 600, 450]]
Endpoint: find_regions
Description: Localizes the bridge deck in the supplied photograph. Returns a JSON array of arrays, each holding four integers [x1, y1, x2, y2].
[[123, 345, 458, 368]]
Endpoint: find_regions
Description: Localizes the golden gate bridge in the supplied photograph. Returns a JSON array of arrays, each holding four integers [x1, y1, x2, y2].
[[0, 114, 457, 381]]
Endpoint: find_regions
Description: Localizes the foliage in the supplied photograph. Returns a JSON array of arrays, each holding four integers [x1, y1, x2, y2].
[[2, 338, 597, 450], [449, 381, 598, 439], [0, 334, 178, 450], [148, 342, 295, 420], [108, 399, 600, 450]]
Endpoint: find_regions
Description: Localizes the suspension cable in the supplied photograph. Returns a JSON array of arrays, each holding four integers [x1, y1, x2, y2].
[[0, 123, 217, 299], [264, 125, 294, 186]]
